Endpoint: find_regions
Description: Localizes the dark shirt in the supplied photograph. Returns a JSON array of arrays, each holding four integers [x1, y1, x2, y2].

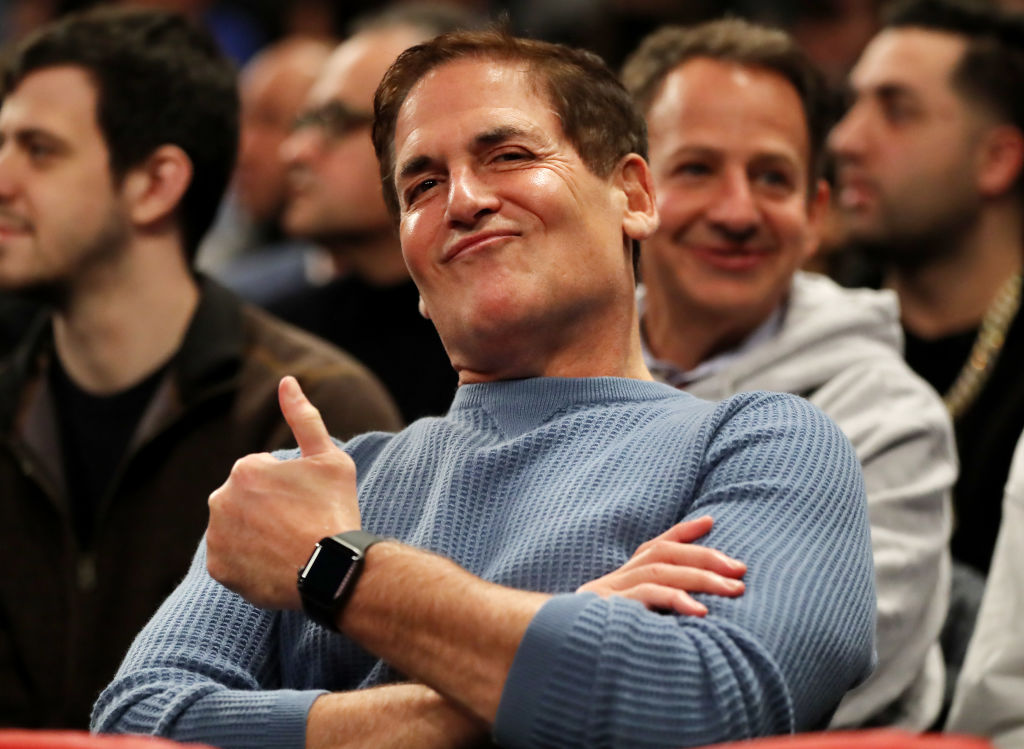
[[48, 355, 169, 549], [906, 305, 1024, 573], [0, 294, 43, 359], [269, 276, 457, 423], [905, 326, 975, 398]]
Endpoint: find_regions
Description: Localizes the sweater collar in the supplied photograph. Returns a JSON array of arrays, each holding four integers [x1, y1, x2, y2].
[[448, 376, 679, 436]]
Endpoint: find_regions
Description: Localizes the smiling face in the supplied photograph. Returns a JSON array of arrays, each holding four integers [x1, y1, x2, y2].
[[642, 57, 824, 329], [393, 57, 652, 380], [0, 66, 130, 298], [829, 28, 984, 263]]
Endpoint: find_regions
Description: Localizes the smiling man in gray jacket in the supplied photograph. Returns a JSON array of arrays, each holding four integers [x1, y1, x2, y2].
[[623, 19, 956, 729]]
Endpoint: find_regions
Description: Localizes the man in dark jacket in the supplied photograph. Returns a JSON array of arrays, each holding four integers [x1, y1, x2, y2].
[[0, 7, 400, 729]]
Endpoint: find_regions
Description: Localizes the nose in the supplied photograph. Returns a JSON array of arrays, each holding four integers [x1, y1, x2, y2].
[[706, 168, 760, 241], [280, 126, 320, 169], [829, 101, 868, 162], [0, 146, 18, 202], [444, 164, 500, 227]]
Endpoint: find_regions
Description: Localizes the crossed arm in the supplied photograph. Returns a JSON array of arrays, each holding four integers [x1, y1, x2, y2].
[[205, 379, 746, 746], [96, 378, 871, 748]]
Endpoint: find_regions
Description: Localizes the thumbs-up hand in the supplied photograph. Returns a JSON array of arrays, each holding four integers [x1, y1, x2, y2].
[[207, 376, 361, 610]]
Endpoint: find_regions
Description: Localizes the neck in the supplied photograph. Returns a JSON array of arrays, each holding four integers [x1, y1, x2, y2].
[[888, 206, 1023, 338], [454, 298, 652, 385], [52, 235, 199, 395], [642, 282, 772, 372], [327, 231, 410, 287]]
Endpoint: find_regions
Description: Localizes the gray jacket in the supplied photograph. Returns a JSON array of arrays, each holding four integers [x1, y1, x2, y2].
[[947, 432, 1024, 747], [642, 271, 956, 729]]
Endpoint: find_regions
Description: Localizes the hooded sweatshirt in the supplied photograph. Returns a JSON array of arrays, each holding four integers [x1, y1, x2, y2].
[[642, 270, 956, 730]]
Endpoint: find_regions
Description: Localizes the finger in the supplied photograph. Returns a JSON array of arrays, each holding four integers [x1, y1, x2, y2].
[[668, 515, 715, 543], [279, 375, 335, 457], [639, 541, 747, 578], [617, 585, 708, 617], [632, 516, 714, 558], [616, 564, 746, 597]]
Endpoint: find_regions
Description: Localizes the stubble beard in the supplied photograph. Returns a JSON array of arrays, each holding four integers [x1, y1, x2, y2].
[[2, 206, 131, 310], [844, 194, 980, 275]]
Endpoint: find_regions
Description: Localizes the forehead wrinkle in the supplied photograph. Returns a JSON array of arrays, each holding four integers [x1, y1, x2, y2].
[[398, 120, 550, 180]]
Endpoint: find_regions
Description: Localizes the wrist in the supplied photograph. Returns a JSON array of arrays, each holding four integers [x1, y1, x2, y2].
[[297, 531, 386, 631]]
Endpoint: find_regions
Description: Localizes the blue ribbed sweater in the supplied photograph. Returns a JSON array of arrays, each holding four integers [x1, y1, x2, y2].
[[94, 377, 875, 748]]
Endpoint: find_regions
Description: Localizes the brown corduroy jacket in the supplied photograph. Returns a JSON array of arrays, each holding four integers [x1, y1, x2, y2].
[[0, 279, 402, 729]]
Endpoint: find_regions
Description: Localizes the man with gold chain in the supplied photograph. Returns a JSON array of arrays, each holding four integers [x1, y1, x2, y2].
[[831, 0, 1024, 577]]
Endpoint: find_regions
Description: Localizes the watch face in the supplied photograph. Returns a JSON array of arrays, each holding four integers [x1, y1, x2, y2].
[[299, 540, 359, 602]]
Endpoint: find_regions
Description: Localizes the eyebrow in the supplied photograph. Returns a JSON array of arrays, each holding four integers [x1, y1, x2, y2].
[[397, 124, 537, 183], [474, 125, 530, 148], [398, 154, 433, 184], [0, 125, 67, 150]]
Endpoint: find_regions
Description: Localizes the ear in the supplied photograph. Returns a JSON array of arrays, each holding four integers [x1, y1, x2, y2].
[[976, 125, 1024, 198], [615, 154, 659, 241], [418, 294, 431, 320], [801, 178, 831, 262], [120, 144, 193, 228]]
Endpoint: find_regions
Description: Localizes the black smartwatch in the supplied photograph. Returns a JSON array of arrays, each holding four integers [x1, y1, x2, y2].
[[297, 530, 384, 631]]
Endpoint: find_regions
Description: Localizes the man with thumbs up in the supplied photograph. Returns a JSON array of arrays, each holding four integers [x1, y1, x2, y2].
[[97, 30, 876, 749]]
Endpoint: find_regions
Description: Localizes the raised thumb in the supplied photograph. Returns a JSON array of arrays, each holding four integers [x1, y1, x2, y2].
[[279, 375, 335, 456]]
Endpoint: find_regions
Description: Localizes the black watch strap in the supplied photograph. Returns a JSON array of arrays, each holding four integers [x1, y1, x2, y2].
[[297, 530, 384, 631]]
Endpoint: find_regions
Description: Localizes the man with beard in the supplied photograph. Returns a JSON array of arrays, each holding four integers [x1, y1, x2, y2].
[[830, 0, 1024, 577], [0, 6, 399, 729]]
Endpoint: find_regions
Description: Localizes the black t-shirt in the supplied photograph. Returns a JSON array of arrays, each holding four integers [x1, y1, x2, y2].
[[904, 325, 976, 397], [49, 356, 169, 549], [906, 311, 1024, 573]]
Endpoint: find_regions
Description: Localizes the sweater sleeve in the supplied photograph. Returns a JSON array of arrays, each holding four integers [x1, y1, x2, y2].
[[91, 540, 324, 749], [494, 392, 876, 749]]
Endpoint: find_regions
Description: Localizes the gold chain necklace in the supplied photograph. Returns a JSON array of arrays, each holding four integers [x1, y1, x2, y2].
[[944, 272, 1021, 421]]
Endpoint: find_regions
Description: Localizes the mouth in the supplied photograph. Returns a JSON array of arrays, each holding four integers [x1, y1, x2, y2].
[[0, 214, 31, 238], [834, 171, 876, 211], [690, 244, 771, 272], [442, 230, 519, 263]]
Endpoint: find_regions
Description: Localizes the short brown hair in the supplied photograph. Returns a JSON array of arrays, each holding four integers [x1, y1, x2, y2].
[[621, 18, 831, 183], [372, 29, 648, 220]]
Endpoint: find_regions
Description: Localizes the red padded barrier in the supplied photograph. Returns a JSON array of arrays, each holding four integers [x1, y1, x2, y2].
[[0, 731, 215, 749], [704, 731, 992, 749]]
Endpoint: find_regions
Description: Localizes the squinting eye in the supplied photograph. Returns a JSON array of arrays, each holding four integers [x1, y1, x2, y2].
[[407, 178, 438, 203], [493, 150, 529, 163]]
